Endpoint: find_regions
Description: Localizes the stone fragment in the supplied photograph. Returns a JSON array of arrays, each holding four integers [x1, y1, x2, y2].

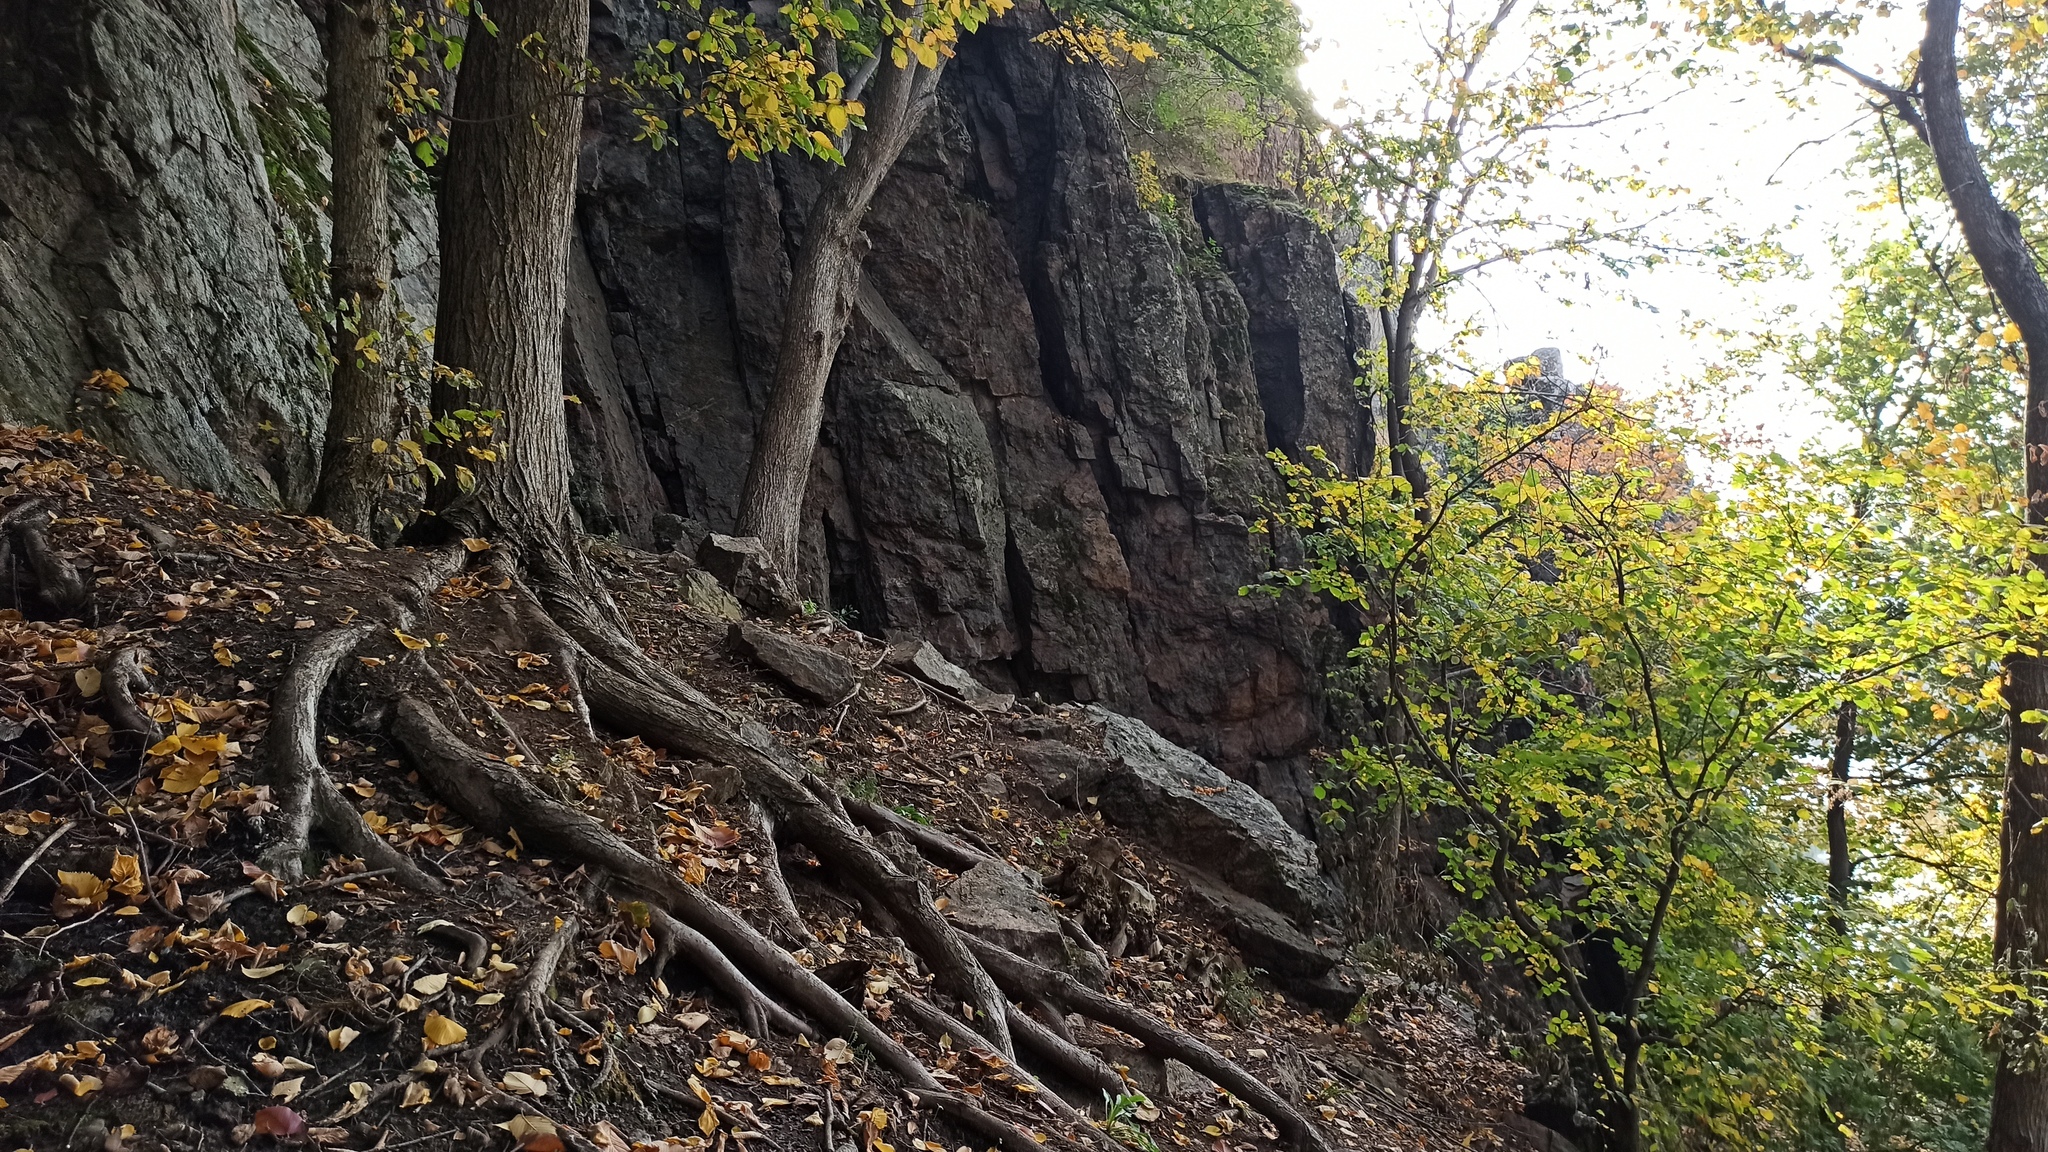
[[942, 860, 1063, 965], [1176, 866, 1338, 979], [697, 534, 801, 617], [1164, 1059, 1218, 1105], [726, 622, 856, 704], [1013, 740, 1106, 807], [884, 639, 1013, 713], [1088, 707, 1338, 925], [651, 513, 709, 556], [677, 568, 743, 622]]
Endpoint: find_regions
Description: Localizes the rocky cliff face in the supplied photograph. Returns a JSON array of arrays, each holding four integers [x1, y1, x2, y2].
[[0, 0, 1372, 834], [575, 3, 1374, 822]]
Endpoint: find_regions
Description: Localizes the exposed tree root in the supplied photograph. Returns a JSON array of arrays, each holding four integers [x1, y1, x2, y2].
[[2, 499, 87, 616], [842, 795, 993, 872], [892, 994, 1122, 1152], [573, 652, 1015, 1058], [744, 799, 810, 943], [646, 900, 812, 1040], [98, 644, 162, 747], [262, 545, 464, 885], [962, 937, 1332, 1152], [389, 694, 1066, 1152], [1002, 1001, 1125, 1100], [264, 620, 442, 889], [468, 913, 580, 1074]]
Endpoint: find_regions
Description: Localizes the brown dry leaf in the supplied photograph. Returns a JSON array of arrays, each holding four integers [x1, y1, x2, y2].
[[500, 1070, 547, 1096], [400, 1080, 432, 1108], [590, 1120, 632, 1152], [747, 1049, 772, 1072]]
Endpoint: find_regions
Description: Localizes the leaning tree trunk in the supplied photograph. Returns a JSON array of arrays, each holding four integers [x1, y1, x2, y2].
[[311, 0, 406, 537], [427, 0, 587, 553], [1916, 0, 2048, 1146], [733, 43, 937, 571]]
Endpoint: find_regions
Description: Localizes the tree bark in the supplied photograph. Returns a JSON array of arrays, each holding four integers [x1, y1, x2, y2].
[[734, 40, 937, 571], [1916, 0, 2048, 1145], [428, 0, 589, 550], [312, 0, 406, 536], [1825, 700, 1855, 977]]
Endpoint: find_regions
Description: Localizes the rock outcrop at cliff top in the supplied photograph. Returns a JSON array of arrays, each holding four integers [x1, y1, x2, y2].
[[0, 0, 1373, 861]]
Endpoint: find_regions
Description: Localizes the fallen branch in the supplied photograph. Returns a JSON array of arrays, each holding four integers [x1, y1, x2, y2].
[[0, 820, 74, 905]]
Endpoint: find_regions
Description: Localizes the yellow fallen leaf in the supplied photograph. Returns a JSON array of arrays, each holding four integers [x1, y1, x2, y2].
[[74, 668, 101, 697], [421, 1012, 466, 1049], [392, 629, 429, 651], [328, 1027, 360, 1051], [700, 1107, 720, 1135], [71, 977, 109, 987], [220, 999, 273, 1019], [272, 1076, 304, 1099], [461, 538, 493, 552], [411, 972, 448, 995], [242, 965, 286, 979], [401, 1080, 432, 1108], [474, 993, 504, 1006], [284, 904, 317, 926], [108, 852, 142, 897], [158, 759, 220, 794]]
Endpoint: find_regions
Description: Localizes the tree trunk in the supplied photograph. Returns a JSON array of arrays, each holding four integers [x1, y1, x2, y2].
[[1824, 699, 1854, 1011], [428, 0, 588, 550], [311, 0, 405, 536], [1916, 0, 2048, 1145], [734, 46, 935, 571], [1384, 295, 1431, 503]]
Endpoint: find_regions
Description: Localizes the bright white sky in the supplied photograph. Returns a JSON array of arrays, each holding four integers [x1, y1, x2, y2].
[[1290, 0, 1928, 448]]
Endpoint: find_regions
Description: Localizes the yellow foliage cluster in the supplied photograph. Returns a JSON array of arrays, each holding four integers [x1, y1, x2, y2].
[[1033, 15, 1159, 66]]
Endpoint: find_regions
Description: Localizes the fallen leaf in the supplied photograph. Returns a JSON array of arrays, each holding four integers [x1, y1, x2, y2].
[[501, 1070, 548, 1096], [241, 965, 286, 980], [219, 999, 273, 1019], [422, 1012, 466, 1049], [327, 1027, 359, 1051], [284, 904, 317, 926], [401, 1080, 432, 1108], [412, 972, 449, 995], [271, 1076, 305, 1100], [74, 668, 101, 697]]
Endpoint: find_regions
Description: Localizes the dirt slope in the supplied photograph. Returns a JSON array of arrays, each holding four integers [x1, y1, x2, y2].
[[0, 426, 1524, 1152]]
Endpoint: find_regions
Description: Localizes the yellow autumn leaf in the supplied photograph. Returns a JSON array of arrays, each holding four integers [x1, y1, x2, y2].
[[393, 629, 429, 651], [108, 852, 142, 897], [220, 999, 273, 1019], [460, 538, 493, 553], [158, 760, 218, 794], [699, 1107, 720, 1136], [284, 904, 317, 926], [73, 668, 101, 697], [421, 1012, 466, 1049], [328, 1026, 360, 1051], [2006, 321, 2024, 343], [401, 1080, 432, 1108], [412, 972, 448, 995]]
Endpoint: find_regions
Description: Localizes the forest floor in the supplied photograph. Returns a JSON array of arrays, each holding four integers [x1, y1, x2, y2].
[[0, 425, 1527, 1152]]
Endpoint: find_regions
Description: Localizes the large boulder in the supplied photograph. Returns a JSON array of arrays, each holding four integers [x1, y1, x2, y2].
[[698, 534, 801, 617], [1088, 707, 1338, 925]]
